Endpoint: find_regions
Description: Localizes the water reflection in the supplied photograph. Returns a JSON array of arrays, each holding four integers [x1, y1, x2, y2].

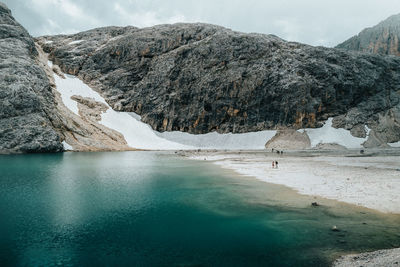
[[0, 152, 399, 266]]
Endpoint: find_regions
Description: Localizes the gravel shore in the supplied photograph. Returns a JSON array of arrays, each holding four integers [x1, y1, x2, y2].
[[333, 248, 400, 267]]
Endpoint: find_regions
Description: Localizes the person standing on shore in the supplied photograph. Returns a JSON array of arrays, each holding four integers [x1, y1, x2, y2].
[[272, 161, 275, 168], [275, 161, 278, 169]]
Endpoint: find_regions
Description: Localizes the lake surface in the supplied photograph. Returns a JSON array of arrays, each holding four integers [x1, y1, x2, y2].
[[0, 152, 399, 266]]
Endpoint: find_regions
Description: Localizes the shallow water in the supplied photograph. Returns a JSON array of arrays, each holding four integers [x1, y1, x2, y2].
[[0, 152, 399, 266]]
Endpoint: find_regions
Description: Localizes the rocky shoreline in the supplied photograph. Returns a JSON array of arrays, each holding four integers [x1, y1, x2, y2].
[[333, 248, 400, 267]]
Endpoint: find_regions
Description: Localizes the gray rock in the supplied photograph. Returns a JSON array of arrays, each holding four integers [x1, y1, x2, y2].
[[265, 130, 311, 150], [0, 2, 62, 153], [337, 14, 400, 56], [37, 22, 400, 148]]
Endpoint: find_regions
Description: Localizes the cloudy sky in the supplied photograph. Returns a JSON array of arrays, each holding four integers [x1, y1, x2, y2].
[[3, 0, 400, 47]]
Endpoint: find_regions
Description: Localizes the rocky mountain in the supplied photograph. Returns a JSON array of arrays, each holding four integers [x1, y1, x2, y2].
[[337, 14, 400, 56], [1, 1, 400, 153], [0, 2, 62, 153], [37, 23, 400, 146]]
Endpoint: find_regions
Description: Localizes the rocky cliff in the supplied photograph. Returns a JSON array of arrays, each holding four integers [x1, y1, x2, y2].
[[0, 3, 62, 153], [37, 22, 400, 146], [337, 14, 400, 56]]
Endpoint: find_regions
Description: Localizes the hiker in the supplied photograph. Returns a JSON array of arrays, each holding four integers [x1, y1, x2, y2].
[[272, 161, 275, 168], [275, 161, 278, 169]]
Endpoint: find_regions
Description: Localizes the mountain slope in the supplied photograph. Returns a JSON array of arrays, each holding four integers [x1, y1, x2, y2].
[[37, 24, 400, 146], [337, 14, 400, 56], [0, 3, 62, 153]]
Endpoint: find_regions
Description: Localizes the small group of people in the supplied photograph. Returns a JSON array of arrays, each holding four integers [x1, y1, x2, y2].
[[272, 160, 279, 169], [271, 148, 283, 154]]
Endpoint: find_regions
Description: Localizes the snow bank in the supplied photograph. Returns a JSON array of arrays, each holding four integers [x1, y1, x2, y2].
[[301, 118, 368, 148], [68, 40, 84, 45], [388, 141, 400, 148], [156, 130, 276, 150], [62, 141, 73, 150], [52, 71, 191, 150]]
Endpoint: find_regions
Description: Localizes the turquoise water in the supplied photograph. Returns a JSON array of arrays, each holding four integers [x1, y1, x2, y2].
[[0, 152, 399, 267]]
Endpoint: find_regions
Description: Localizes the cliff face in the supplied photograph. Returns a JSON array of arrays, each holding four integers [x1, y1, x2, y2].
[[37, 23, 400, 145], [0, 3, 62, 153], [337, 14, 400, 56]]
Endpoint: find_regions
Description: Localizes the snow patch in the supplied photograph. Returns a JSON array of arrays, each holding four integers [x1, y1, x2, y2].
[[51, 69, 192, 150], [62, 141, 73, 150], [68, 40, 84, 45], [388, 141, 400, 148], [301, 118, 368, 148], [44, 40, 53, 44], [156, 130, 276, 150]]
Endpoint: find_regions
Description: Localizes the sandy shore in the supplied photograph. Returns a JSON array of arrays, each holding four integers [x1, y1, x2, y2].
[[185, 149, 400, 214]]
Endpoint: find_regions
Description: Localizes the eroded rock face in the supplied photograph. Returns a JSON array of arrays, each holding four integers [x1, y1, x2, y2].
[[37, 23, 400, 147], [0, 3, 62, 153], [35, 44, 132, 152], [335, 14, 400, 146]]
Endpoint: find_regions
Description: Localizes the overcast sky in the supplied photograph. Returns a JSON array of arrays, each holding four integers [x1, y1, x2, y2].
[[3, 0, 400, 47]]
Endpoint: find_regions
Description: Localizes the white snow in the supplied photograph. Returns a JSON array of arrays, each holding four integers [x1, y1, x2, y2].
[[388, 141, 400, 148], [68, 40, 84, 45], [62, 141, 73, 150], [51, 70, 192, 150], [44, 40, 53, 44], [156, 130, 277, 150], [301, 118, 368, 148], [189, 152, 400, 213]]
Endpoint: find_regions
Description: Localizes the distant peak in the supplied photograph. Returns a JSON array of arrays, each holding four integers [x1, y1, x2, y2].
[[336, 13, 400, 56]]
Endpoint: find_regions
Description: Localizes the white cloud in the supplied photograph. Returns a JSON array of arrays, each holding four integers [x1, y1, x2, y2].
[[4, 0, 400, 46], [273, 19, 301, 42], [113, 3, 186, 27]]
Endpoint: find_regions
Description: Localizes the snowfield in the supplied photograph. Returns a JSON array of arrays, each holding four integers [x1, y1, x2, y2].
[[300, 118, 368, 148]]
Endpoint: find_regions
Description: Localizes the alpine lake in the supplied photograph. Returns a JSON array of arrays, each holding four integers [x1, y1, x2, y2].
[[0, 152, 399, 266]]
